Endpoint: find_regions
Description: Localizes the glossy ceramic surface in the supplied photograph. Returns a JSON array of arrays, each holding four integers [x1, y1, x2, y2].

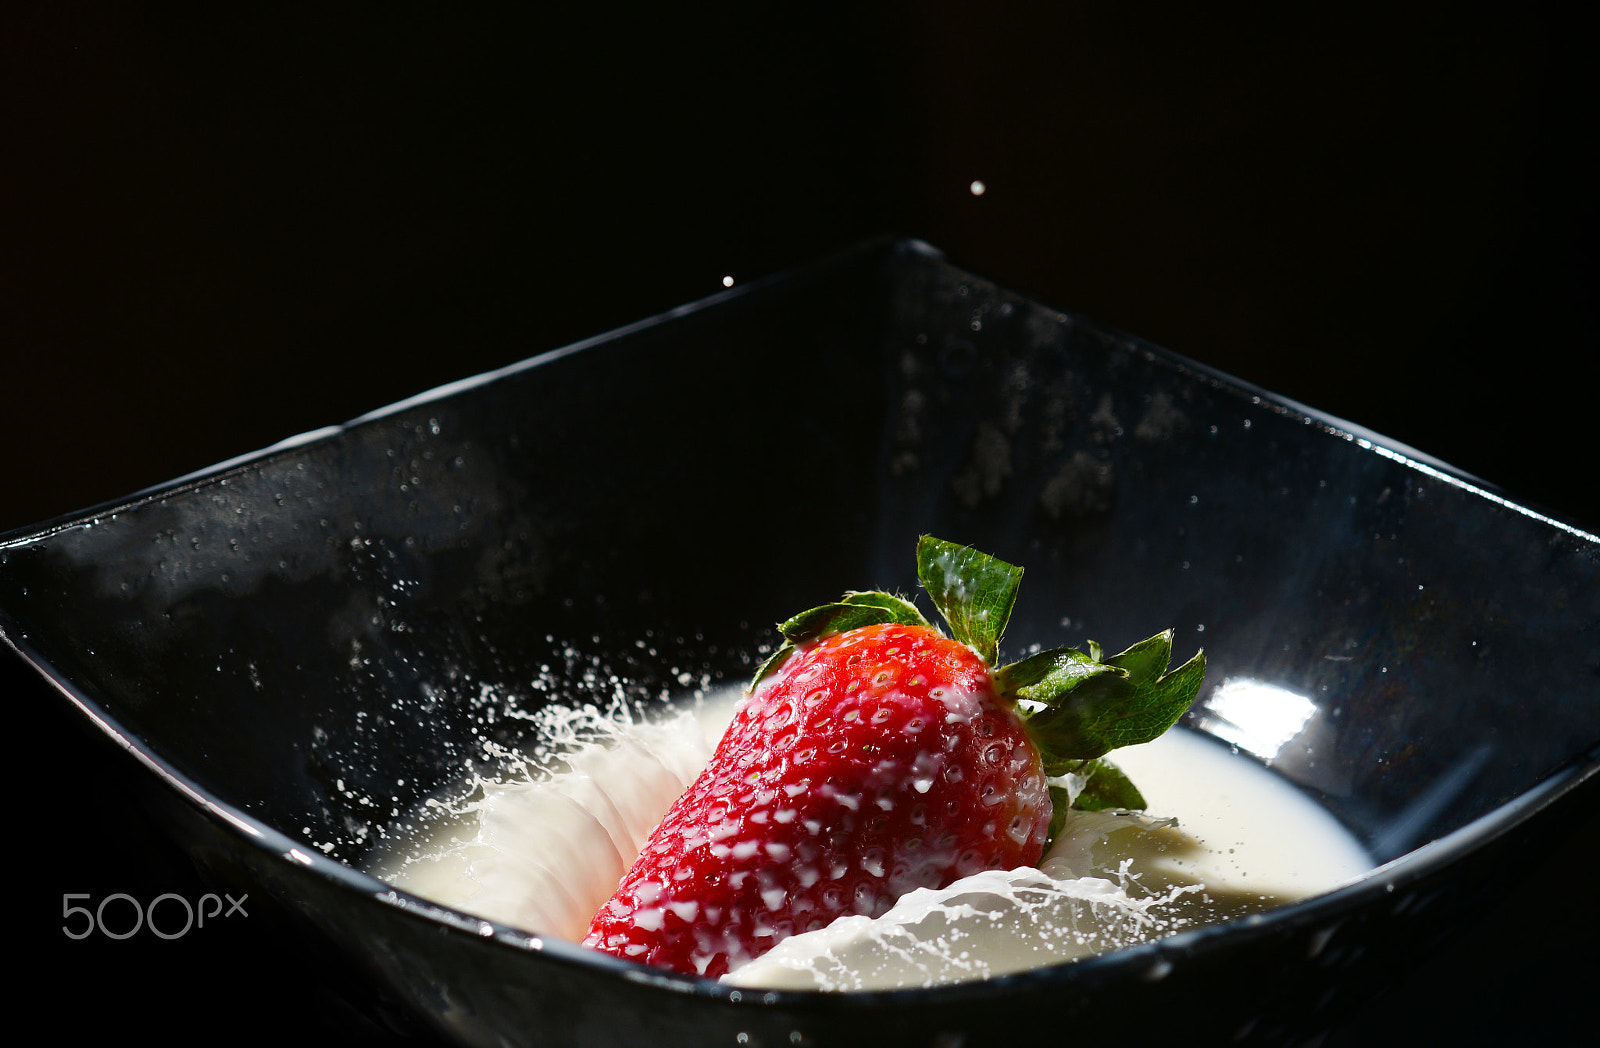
[[4, 239, 1597, 1046]]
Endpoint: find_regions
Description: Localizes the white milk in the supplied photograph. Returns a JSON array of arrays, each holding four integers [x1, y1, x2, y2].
[[729, 728, 1371, 990], [371, 697, 729, 943], [368, 688, 1371, 990]]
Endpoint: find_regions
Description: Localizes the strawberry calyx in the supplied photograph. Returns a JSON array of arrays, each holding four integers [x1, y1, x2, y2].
[[749, 590, 931, 686], [751, 535, 1206, 813]]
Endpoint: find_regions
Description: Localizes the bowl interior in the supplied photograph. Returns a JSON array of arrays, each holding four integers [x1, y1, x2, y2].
[[4, 238, 1598, 1045]]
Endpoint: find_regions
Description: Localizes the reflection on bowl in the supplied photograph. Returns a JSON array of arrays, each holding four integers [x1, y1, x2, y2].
[[4, 239, 1597, 1047]]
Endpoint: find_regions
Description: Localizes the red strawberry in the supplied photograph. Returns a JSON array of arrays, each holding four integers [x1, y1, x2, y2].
[[585, 621, 1048, 976], [583, 536, 1204, 978]]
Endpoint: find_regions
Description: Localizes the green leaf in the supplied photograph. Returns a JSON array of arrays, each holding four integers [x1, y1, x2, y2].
[[1123, 646, 1206, 743], [777, 590, 928, 644], [780, 601, 893, 643], [840, 590, 931, 628], [1004, 631, 1206, 765], [1103, 629, 1173, 686], [1044, 759, 1147, 852], [1070, 758, 1147, 812], [1022, 671, 1139, 765], [1097, 636, 1206, 751], [994, 646, 1125, 704], [915, 535, 1022, 664], [750, 590, 931, 689]]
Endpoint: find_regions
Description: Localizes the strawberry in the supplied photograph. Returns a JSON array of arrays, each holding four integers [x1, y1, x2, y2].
[[583, 536, 1204, 978]]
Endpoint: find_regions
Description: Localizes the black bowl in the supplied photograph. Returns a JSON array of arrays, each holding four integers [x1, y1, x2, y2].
[[5, 238, 1597, 1047]]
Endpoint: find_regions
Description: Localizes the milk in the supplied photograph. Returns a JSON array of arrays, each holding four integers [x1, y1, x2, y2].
[[367, 687, 1371, 989], [729, 727, 1371, 989]]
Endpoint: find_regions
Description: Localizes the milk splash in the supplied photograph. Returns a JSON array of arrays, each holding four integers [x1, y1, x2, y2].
[[370, 695, 724, 943], [368, 686, 1372, 990], [728, 851, 1200, 991]]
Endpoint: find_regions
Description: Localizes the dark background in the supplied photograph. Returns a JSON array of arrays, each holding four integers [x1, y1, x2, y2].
[[6, 3, 1594, 1045]]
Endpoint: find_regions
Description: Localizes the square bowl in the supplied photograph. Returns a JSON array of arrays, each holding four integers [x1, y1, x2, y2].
[[5, 238, 1597, 1046]]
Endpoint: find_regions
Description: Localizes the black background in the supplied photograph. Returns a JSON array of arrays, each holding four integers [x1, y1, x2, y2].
[[6, 3, 1594, 1045]]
